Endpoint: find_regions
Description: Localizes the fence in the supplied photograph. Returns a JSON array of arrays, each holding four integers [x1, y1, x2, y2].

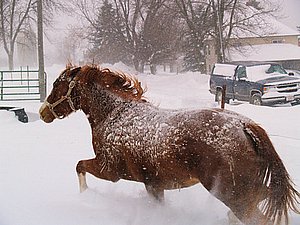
[[0, 67, 44, 101]]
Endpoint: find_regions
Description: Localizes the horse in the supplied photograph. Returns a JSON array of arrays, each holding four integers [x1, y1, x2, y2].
[[39, 64, 300, 225]]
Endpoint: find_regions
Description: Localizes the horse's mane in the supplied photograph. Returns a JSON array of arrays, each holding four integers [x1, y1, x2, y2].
[[67, 64, 146, 102]]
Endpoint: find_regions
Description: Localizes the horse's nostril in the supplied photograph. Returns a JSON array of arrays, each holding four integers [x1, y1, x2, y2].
[[39, 102, 47, 115], [40, 114, 53, 123]]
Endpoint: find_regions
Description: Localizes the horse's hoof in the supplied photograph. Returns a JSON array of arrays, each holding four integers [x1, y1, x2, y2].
[[78, 173, 88, 193], [79, 185, 88, 193]]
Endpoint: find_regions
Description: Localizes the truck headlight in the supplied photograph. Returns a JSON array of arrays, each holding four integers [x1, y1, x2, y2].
[[263, 85, 275, 93]]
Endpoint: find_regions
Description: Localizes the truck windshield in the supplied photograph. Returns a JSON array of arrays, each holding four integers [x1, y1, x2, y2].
[[246, 64, 287, 81], [266, 64, 287, 74]]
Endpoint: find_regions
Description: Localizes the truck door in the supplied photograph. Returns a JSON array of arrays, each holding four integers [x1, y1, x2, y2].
[[233, 66, 252, 101], [224, 74, 234, 100]]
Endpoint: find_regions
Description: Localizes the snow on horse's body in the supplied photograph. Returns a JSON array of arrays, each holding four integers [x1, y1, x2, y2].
[[40, 65, 299, 225], [90, 101, 251, 192]]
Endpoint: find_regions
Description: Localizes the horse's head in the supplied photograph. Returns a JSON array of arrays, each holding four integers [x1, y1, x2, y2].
[[40, 64, 146, 123], [39, 66, 81, 123]]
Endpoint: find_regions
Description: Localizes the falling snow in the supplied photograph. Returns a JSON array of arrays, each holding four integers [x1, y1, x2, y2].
[[0, 64, 299, 225]]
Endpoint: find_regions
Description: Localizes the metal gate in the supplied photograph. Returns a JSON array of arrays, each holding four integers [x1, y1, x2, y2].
[[0, 67, 44, 101]]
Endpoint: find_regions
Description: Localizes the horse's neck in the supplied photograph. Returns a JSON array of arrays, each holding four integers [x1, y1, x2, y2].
[[79, 86, 128, 127]]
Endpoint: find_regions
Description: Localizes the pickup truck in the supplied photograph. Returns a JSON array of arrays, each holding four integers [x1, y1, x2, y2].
[[209, 61, 300, 106]]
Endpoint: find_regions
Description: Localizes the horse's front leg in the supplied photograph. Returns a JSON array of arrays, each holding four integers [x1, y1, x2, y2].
[[76, 157, 120, 193], [77, 171, 88, 193]]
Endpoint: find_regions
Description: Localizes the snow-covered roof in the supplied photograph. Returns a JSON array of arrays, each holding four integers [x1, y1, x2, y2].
[[228, 43, 300, 61], [234, 16, 300, 38], [268, 19, 300, 36]]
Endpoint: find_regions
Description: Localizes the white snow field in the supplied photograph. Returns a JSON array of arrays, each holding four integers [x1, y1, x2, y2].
[[0, 64, 299, 225]]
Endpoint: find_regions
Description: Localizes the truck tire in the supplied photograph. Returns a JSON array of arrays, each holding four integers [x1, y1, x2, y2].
[[215, 89, 229, 104], [250, 94, 262, 106]]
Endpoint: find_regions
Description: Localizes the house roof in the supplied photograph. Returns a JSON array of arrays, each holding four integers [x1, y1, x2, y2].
[[268, 19, 300, 36], [232, 15, 300, 38], [228, 43, 300, 61]]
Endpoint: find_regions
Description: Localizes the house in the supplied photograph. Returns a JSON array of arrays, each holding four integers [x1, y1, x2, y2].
[[205, 18, 300, 74]]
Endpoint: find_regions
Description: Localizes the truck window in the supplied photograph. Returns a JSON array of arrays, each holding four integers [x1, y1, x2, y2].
[[213, 64, 236, 77], [236, 66, 246, 79]]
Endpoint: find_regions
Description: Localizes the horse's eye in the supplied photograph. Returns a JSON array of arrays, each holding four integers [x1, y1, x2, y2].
[[54, 78, 64, 88], [53, 80, 59, 87]]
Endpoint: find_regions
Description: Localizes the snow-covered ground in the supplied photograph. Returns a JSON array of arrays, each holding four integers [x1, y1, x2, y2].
[[0, 64, 299, 225]]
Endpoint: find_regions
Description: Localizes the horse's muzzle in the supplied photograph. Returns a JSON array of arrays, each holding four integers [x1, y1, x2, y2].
[[39, 102, 55, 123]]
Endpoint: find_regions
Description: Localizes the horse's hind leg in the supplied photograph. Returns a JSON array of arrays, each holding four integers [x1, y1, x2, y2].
[[76, 157, 120, 193], [228, 210, 242, 225], [229, 206, 272, 225], [145, 185, 164, 202]]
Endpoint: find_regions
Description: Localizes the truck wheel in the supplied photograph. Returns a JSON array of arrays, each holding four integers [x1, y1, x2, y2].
[[215, 90, 223, 104], [250, 94, 262, 106]]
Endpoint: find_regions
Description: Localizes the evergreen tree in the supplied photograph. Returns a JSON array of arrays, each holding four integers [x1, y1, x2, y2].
[[182, 33, 205, 72], [177, 2, 210, 72], [88, 0, 128, 64]]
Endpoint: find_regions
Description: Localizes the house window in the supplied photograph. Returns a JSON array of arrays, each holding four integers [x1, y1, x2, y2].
[[232, 42, 242, 48], [272, 39, 284, 44]]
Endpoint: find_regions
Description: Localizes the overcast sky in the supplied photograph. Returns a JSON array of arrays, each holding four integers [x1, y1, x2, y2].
[[53, 1, 300, 32], [279, 0, 300, 30]]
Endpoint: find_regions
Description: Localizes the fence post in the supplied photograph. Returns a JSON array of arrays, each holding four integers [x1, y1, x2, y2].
[[221, 84, 226, 109], [0, 72, 3, 100], [20, 66, 23, 84], [27, 66, 30, 92]]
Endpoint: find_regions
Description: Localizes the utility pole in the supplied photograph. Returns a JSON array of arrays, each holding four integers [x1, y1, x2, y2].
[[216, 0, 225, 63], [37, 0, 46, 102]]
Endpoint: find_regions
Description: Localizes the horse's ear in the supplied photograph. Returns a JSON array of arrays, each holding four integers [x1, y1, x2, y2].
[[66, 62, 73, 69], [68, 67, 81, 81]]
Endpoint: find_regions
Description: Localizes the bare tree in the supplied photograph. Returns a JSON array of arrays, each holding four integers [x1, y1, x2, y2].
[[0, 0, 67, 70], [140, 0, 182, 74], [112, 0, 145, 71], [174, 0, 281, 69], [175, 0, 213, 71], [112, 0, 183, 73], [210, 0, 281, 63], [0, 0, 35, 69]]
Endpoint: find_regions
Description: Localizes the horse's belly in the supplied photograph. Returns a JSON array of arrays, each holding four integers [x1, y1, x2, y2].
[[163, 177, 200, 190]]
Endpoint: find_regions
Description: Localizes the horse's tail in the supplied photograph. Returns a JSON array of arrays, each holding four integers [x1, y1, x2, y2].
[[244, 122, 300, 225]]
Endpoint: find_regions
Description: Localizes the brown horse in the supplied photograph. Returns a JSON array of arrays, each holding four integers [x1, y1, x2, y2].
[[39, 64, 299, 225]]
